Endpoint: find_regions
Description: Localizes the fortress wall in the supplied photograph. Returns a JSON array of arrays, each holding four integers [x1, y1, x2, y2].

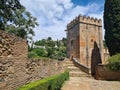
[[0, 58, 66, 90], [0, 30, 67, 90], [0, 30, 28, 58]]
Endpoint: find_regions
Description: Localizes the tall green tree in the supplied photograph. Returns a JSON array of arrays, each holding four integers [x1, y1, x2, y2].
[[104, 0, 120, 56], [0, 0, 38, 39], [35, 39, 46, 46]]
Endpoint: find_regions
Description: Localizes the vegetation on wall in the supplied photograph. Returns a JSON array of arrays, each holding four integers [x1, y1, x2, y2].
[[17, 71, 69, 90], [28, 37, 67, 60], [0, 0, 38, 40], [107, 54, 120, 71], [104, 0, 120, 56]]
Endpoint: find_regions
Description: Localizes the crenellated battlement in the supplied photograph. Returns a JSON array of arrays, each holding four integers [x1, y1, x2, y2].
[[67, 14, 102, 29]]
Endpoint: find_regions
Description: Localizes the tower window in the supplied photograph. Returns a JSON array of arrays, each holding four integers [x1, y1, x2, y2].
[[91, 39, 93, 42], [71, 40, 73, 47]]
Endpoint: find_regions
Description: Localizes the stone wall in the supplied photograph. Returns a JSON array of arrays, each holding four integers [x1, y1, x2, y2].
[[0, 30, 67, 90], [103, 48, 110, 63], [0, 58, 67, 90], [0, 30, 28, 58], [95, 64, 120, 80]]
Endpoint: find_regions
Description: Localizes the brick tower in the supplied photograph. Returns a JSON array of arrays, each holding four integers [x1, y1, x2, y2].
[[66, 15, 103, 68]]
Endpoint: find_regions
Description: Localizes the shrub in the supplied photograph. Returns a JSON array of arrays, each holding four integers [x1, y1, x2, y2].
[[107, 54, 120, 71], [17, 71, 69, 90], [33, 48, 47, 57], [28, 51, 39, 58]]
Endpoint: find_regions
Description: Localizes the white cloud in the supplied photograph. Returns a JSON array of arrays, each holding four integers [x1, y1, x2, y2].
[[20, 0, 104, 41]]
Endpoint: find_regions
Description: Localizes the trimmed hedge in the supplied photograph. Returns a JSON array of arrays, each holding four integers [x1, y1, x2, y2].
[[17, 71, 69, 90], [107, 54, 120, 71]]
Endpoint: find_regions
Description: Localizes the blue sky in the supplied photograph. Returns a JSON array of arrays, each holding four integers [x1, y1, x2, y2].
[[72, 0, 104, 6], [20, 0, 105, 41]]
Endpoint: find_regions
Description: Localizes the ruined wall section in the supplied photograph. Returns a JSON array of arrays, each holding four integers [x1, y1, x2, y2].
[[0, 30, 28, 58], [0, 30, 67, 90], [0, 58, 66, 90]]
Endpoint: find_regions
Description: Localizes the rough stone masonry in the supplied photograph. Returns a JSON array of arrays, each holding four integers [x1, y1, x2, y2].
[[0, 30, 67, 90], [0, 30, 28, 58]]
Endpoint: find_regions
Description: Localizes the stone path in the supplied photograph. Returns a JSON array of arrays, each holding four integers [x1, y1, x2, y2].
[[61, 77, 120, 90], [61, 60, 120, 90]]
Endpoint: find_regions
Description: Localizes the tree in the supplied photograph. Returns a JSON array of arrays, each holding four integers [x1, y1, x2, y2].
[[104, 0, 120, 56], [62, 38, 67, 46], [35, 39, 46, 46], [46, 47, 54, 58], [47, 40, 55, 47], [0, 0, 38, 39], [47, 37, 52, 41], [0, 0, 22, 30]]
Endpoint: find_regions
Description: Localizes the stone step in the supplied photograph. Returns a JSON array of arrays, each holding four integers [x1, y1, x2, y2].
[[67, 63, 74, 66], [69, 71, 89, 77], [66, 61, 73, 64], [68, 66, 81, 71]]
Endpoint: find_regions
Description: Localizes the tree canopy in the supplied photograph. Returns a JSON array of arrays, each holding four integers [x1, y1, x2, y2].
[[29, 37, 67, 60], [0, 0, 38, 39], [104, 0, 120, 56]]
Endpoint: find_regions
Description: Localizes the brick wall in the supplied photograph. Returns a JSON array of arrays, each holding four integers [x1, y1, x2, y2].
[[0, 30, 28, 58], [0, 58, 67, 90], [0, 30, 67, 90]]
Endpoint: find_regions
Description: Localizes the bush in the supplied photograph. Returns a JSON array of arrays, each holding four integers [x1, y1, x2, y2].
[[28, 51, 39, 58], [107, 54, 120, 71], [28, 48, 48, 58], [17, 71, 69, 90], [33, 48, 47, 57]]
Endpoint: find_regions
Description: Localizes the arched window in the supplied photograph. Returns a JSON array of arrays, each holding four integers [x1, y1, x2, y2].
[[71, 40, 73, 47]]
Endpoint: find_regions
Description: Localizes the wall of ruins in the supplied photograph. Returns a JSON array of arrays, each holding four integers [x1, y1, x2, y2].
[[0, 30, 67, 90], [0, 58, 66, 90], [0, 30, 28, 58]]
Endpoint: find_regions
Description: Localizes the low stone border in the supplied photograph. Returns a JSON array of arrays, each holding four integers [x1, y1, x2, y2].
[[95, 64, 120, 81]]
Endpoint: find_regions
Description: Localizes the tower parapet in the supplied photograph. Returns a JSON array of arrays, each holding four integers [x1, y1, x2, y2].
[[67, 15, 102, 29]]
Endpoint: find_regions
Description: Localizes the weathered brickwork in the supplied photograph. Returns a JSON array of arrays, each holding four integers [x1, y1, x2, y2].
[[0, 30, 67, 90], [0, 30, 28, 58], [66, 15, 103, 68], [0, 58, 66, 90]]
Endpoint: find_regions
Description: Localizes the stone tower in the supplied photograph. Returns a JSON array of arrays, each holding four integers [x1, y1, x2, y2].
[[66, 15, 103, 68]]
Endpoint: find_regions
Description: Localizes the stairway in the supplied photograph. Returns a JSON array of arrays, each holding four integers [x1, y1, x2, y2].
[[62, 60, 120, 90], [61, 60, 91, 90], [66, 60, 90, 77]]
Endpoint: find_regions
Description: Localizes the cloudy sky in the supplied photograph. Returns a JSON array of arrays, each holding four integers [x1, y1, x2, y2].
[[20, 0, 105, 41]]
